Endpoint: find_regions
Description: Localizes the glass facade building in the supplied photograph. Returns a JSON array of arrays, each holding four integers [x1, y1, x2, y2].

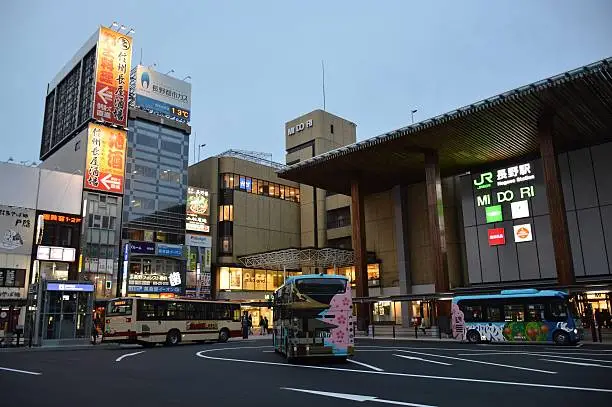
[[119, 112, 190, 298]]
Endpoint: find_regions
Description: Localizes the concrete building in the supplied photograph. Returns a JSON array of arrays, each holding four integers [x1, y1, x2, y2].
[[0, 162, 83, 332]]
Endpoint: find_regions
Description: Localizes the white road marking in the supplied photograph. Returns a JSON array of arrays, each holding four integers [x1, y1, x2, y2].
[[195, 347, 612, 393], [282, 387, 436, 406], [262, 350, 275, 353], [540, 359, 612, 368], [115, 351, 146, 362], [396, 350, 556, 374], [459, 352, 612, 363], [347, 359, 385, 371], [0, 367, 42, 376], [393, 354, 452, 366]]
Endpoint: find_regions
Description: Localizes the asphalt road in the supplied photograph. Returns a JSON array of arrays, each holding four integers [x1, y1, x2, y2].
[[2, 339, 612, 407]]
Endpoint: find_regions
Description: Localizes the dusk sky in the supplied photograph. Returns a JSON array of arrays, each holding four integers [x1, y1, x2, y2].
[[1, 0, 611, 165]]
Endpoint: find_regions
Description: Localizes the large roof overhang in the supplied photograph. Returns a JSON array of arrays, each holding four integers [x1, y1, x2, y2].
[[238, 248, 355, 270], [278, 58, 612, 196]]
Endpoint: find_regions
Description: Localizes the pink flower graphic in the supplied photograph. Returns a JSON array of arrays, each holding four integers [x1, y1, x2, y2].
[[337, 315, 347, 325]]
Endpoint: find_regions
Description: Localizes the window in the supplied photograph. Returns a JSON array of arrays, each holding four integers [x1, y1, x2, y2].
[[133, 164, 156, 178], [137, 133, 158, 148], [327, 236, 352, 249], [547, 301, 569, 322], [295, 278, 346, 295], [228, 267, 241, 289], [219, 205, 233, 221], [504, 304, 525, 322], [0, 268, 26, 288], [160, 170, 181, 183], [167, 302, 186, 320], [486, 305, 503, 322], [279, 185, 285, 199], [220, 236, 232, 255], [526, 303, 546, 322], [330, 124, 334, 134], [326, 206, 351, 229], [462, 304, 484, 322], [242, 269, 255, 290], [219, 267, 230, 290], [239, 176, 246, 190], [107, 299, 133, 316], [367, 264, 380, 287], [161, 140, 182, 154]]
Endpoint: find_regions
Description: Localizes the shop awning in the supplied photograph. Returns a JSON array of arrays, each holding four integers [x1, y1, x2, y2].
[[278, 57, 612, 195], [238, 248, 355, 270]]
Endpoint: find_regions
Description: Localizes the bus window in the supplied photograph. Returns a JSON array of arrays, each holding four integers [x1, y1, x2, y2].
[[231, 304, 241, 322], [526, 303, 545, 322], [486, 305, 503, 322], [137, 300, 156, 320], [504, 304, 525, 322], [167, 302, 186, 320], [216, 304, 231, 320], [547, 301, 569, 322], [107, 299, 133, 316], [295, 278, 346, 295], [462, 304, 484, 322]]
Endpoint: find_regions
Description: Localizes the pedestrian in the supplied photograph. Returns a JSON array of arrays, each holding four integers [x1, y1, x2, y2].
[[241, 311, 249, 339], [259, 315, 265, 335], [248, 314, 253, 335], [91, 321, 99, 345], [263, 316, 269, 335]]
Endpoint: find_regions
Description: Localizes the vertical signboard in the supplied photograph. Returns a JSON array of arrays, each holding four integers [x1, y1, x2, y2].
[[134, 65, 192, 121], [186, 187, 210, 233], [93, 27, 133, 127], [84, 123, 127, 194]]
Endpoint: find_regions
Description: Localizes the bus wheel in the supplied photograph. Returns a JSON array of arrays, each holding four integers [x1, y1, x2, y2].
[[218, 328, 230, 343], [466, 330, 481, 343], [165, 329, 181, 346], [553, 331, 570, 346]]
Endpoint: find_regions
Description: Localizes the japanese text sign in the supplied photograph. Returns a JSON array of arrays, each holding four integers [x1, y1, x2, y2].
[[93, 26, 133, 127], [84, 123, 127, 194]]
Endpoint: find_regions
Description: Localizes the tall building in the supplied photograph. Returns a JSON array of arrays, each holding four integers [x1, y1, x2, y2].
[[37, 26, 191, 299]]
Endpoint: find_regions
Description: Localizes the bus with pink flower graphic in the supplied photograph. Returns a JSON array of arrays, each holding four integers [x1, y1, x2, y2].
[[272, 274, 354, 361]]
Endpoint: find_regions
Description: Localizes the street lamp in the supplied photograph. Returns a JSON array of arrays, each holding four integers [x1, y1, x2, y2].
[[411, 109, 418, 124], [183, 75, 191, 81], [198, 144, 207, 162], [166, 69, 175, 75]]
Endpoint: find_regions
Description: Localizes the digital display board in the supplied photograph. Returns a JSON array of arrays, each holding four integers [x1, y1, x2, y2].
[[84, 123, 127, 194], [186, 187, 210, 233]]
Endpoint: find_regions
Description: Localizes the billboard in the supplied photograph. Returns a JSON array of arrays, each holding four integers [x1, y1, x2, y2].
[[134, 65, 191, 121], [186, 187, 210, 233], [0, 205, 35, 255], [84, 123, 127, 194], [93, 26, 133, 127]]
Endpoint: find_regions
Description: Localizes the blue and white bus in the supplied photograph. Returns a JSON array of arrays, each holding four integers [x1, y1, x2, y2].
[[451, 289, 583, 345]]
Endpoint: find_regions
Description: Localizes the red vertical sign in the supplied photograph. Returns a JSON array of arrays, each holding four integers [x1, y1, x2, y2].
[[488, 228, 506, 246]]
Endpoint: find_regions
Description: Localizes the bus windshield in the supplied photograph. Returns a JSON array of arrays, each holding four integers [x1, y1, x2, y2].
[[295, 278, 346, 295], [107, 299, 133, 316]]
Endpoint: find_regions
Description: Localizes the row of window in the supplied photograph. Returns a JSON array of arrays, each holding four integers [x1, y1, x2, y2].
[[219, 267, 302, 291], [326, 265, 381, 288], [130, 164, 182, 183], [220, 173, 300, 203], [136, 300, 241, 322], [123, 229, 184, 245], [326, 206, 351, 229], [458, 300, 570, 323]]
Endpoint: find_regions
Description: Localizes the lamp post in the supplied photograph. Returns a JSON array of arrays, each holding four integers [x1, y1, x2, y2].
[[411, 109, 418, 124], [198, 144, 207, 162]]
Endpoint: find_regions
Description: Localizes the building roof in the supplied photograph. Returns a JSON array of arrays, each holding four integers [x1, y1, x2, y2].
[[278, 57, 612, 196], [238, 248, 355, 270]]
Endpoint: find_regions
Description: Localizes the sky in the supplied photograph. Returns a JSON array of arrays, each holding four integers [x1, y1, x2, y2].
[[1, 0, 611, 165]]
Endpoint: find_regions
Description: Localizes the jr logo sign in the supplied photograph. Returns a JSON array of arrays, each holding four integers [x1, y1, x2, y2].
[[473, 172, 493, 190]]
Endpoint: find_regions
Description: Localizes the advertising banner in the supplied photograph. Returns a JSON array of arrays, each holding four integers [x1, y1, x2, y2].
[[84, 123, 127, 194], [186, 187, 210, 233], [488, 228, 506, 246], [93, 26, 133, 127], [129, 241, 156, 254], [134, 65, 191, 121], [0, 205, 35, 255], [156, 243, 183, 257], [185, 233, 211, 248], [513, 224, 533, 243]]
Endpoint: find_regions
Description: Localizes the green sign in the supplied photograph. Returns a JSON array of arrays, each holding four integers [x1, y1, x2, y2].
[[485, 205, 503, 223]]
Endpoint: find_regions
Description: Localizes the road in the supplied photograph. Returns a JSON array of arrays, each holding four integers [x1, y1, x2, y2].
[[1, 339, 612, 406]]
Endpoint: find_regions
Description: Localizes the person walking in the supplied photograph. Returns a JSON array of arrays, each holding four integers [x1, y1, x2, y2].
[[248, 314, 253, 336], [241, 311, 249, 339], [259, 315, 265, 335], [263, 316, 269, 335]]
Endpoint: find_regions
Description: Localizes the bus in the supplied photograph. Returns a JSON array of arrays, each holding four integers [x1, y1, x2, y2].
[[272, 274, 354, 361], [102, 297, 242, 347], [451, 289, 583, 345]]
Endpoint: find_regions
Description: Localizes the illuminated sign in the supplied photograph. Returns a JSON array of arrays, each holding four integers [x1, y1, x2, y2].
[[473, 163, 534, 190], [488, 228, 506, 246], [513, 224, 533, 243], [134, 65, 191, 121], [84, 123, 127, 194], [511, 200, 530, 219], [287, 119, 313, 136], [92, 26, 133, 127], [37, 246, 76, 262], [185, 234, 212, 248], [186, 187, 210, 233], [41, 213, 82, 224], [157, 243, 183, 257], [46, 282, 94, 292], [129, 241, 156, 254], [169, 272, 182, 287], [485, 205, 503, 223]]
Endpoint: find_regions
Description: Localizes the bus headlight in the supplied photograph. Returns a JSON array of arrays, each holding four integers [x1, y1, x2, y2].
[[573, 329, 578, 334]]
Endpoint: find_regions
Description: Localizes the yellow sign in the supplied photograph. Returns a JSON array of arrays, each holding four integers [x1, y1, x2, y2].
[[84, 123, 127, 194], [93, 26, 133, 127]]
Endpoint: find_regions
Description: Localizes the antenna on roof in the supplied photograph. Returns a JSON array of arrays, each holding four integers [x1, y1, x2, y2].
[[322, 60, 326, 112]]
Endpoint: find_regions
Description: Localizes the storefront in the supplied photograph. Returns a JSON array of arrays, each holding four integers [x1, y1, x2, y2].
[[122, 241, 186, 298]]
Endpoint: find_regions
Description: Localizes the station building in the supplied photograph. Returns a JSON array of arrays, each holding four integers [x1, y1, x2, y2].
[[278, 57, 612, 331]]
